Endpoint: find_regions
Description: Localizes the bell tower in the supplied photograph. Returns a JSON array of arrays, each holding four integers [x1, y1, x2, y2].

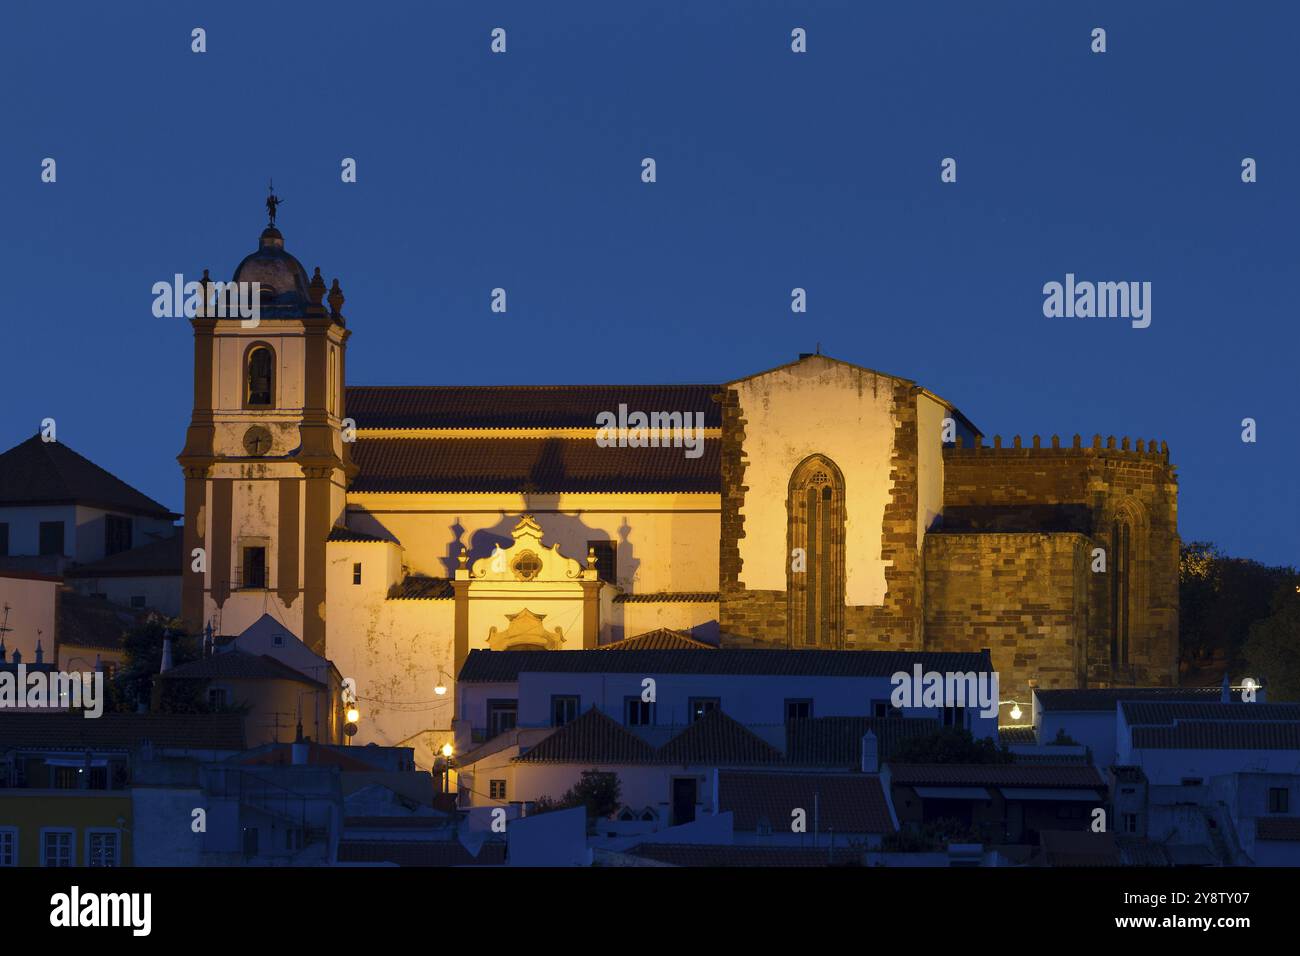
[[178, 198, 354, 654]]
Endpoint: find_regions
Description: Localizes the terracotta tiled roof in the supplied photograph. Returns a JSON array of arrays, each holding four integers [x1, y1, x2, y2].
[[327, 526, 391, 543], [64, 534, 181, 578], [999, 726, 1037, 745], [514, 707, 657, 764], [337, 840, 506, 866], [345, 384, 722, 430], [719, 771, 895, 834], [784, 716, 941, 767], [1256, 818, 1300, 841], [1131, 721, 1300, 750], [1036, 830, 1122, 867], [612, 592, 720, 604], [388, 576, 454, 600], [0, 434, 177, 518], [887, 764, 1106, 788], [349, 437, 720, 493], [1035, 687, 1220, 712], [599, 629, 715, 651], [624, 843, 860, 867], [344, 816, 449, 830], [459, 648, 993, 682], [158, 649, 324, 687], [1121, 701, 1300, 725], [656, 709, 783, 765], [0, 713, 245, 752], [56, 590, 149, 650]]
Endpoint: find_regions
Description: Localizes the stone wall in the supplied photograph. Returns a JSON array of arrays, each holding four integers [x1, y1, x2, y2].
[[924, 532, 1090, 705], [718, 374, 923, 649], [940, 435, 1179, 688]]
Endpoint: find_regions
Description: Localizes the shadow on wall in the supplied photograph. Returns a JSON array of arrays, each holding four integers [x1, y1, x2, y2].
[[430, 497, 641, 591]]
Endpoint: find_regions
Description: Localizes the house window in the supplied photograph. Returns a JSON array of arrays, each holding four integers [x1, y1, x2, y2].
[[586, 540, 617, 584], [1180, 777, 1204, 787], [551, 695, 579, 727], [0, 828, 14, 866], [104, 515, 133, 556], [130, 595, 146, 609], [490, 780, 507, 801], [39, 521, 65, 556], [246, 345, 275, 407], [688, 698, 720, 723], [787, 456, 845, 647], [41, 829, 74, 867], [242, 546, 267, 589], [942, 706, 967, 729], [86, 830, 120, 867], [285, 829, 303, 852], [872, 699, 895, 718], [785, 699, 812, 721], [0, 522, 8, 557], [352, 563, 362, 585], [487, 700, 518, 738], [1122, 813, 1139, 834], [208, 688, 229, 709], [625, 697, 655, 726], [52, 766, 80, 789], [1269, 788, 1290, 813]]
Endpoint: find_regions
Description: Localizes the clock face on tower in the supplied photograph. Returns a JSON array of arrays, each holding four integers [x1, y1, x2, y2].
[[242, 425, 273, 456]]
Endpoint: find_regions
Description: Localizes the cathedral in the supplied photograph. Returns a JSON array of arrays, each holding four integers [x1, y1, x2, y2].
[[178, 220, 1180, 764]]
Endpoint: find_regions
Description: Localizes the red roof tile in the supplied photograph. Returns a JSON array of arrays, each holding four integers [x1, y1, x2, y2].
[[0, 435, 177, 518], [0, 712, 245, 751], [656, 709, 783, 765], [624, 843, 861, 867], [350, 437, 720, 493], [887, 764, 1106, 788], [513, 707, 656, 764], [337, 840, 506, 866], [1256, 818, 1300, 841], [719, 771, 895, 834], [346, 385, 722, 430], [599, 629, 715, 651]]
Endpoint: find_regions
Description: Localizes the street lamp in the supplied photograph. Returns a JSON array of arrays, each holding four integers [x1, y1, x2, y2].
[[434, 667, 454, 696]]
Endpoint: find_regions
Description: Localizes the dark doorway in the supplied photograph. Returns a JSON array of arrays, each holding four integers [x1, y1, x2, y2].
[[672, 778, 698, 826]]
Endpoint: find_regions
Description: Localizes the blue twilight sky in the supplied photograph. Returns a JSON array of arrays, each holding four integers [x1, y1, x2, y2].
[[0, 1, 1295, 567]]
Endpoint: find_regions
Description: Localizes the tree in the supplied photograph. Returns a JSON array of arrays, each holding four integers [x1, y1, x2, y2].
[[111, 616, 205, 713], [890, 727, 1012, 764], [1244, 580, 1300, 701], [532, 770, 622, 821], [1180, 541, 1294, 669]]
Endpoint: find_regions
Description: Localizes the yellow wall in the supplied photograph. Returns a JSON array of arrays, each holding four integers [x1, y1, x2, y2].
[[0, 792, 132, 867]]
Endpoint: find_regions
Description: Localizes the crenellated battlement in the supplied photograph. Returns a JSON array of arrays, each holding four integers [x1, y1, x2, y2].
[[945, 433, 1170, 464]]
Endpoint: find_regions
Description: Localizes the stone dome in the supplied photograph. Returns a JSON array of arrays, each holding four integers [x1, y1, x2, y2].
[[232, 226, 311, 314]]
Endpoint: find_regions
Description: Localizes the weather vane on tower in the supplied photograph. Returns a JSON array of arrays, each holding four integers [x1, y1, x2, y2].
[[266, 180, 283, 226]]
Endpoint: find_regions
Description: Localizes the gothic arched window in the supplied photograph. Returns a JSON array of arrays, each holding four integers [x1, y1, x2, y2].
[[787, 455, 845, 648], [245, 344, 275, 408], [1108, 499, 1149, 670]]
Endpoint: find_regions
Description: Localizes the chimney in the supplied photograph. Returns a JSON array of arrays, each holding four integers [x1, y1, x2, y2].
[[861, 730, 879, 773], [1220, 674, 1231, 704], [160, 636, 174, 674]]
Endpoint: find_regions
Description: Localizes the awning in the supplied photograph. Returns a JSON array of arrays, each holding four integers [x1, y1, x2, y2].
[[1000, 788, 1100, 801], [914, 786, 991, 800]]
